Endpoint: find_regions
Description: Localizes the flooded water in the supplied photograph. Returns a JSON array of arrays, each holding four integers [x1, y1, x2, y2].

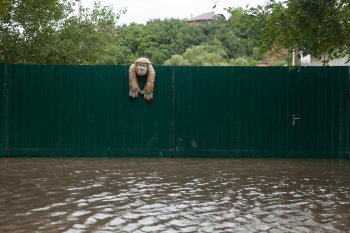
[[0, 158, 349, 232]]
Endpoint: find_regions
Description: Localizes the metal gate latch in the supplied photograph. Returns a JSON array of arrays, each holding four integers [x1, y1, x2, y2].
[[292, 114, 300, 125]]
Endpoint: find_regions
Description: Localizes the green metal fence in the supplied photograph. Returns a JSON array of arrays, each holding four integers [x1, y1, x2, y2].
[[1, 64, 349, 158]]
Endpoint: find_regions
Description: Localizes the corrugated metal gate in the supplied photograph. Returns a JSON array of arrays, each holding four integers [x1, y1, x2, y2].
[[0, 64, 349, 158]]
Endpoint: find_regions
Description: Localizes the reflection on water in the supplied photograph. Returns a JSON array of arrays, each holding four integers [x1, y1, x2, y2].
[[0, 158, 349, 232]]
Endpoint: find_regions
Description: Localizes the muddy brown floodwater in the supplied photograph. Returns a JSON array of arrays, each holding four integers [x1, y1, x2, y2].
[[0, 158, 349, 232]]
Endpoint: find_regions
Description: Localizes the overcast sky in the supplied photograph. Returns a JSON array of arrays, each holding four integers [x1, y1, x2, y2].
[[81, 0, 266, 25]]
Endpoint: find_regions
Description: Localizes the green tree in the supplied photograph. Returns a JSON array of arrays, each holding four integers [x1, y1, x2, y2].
[[164, 45, 228, 66], [0, 0, 125, 64], [0, 0, 12, 18], [163, 55, 190, 66], [247, 0, 350, 61], [225, 7, 262, 59], [115, 19, 192, 64], [1, 0, 267, 65], [0, 0, 70, 63], [230, 57, 258, 66], [59, 1, 125, 64]]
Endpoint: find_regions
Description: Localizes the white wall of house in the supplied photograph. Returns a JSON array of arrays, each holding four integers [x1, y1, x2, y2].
[[310, 56, 349, 66]]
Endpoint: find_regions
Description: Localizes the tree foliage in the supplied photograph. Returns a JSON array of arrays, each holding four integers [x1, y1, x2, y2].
[[1, 0, 347, 65], [1, 0, 68, 63], [247, 0, 350, 60], [1, 1, 297, 65], [164, 45, 228, 66], [0, 0, 124, 63]]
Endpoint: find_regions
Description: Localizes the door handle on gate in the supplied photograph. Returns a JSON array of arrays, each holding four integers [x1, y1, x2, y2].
[[292, 114, 300, 125]]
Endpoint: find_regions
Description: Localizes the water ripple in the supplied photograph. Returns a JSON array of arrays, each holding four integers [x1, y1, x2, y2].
[[0, 158, 349, 232]]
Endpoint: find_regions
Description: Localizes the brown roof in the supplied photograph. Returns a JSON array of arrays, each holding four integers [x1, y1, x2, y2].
[[186, 11, 216, 22]]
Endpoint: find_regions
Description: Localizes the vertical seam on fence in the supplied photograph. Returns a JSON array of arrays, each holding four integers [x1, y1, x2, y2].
[[286, 68, 290, 157], [347, 67, 350, 159], [92, 65, 96, 156], [171, 67, 176, 158], [59, 65, 62, 157], [339, 68, 345, 159], [2, 64, 9, 157], [336, 68, 341, 159]]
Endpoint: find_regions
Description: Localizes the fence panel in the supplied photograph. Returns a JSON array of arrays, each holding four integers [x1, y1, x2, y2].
[[173, 66, 290, 157], [0, 64, 348, 158]]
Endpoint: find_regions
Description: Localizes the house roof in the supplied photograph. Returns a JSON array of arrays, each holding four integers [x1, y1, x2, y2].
[[186, 11, 216, 22]]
